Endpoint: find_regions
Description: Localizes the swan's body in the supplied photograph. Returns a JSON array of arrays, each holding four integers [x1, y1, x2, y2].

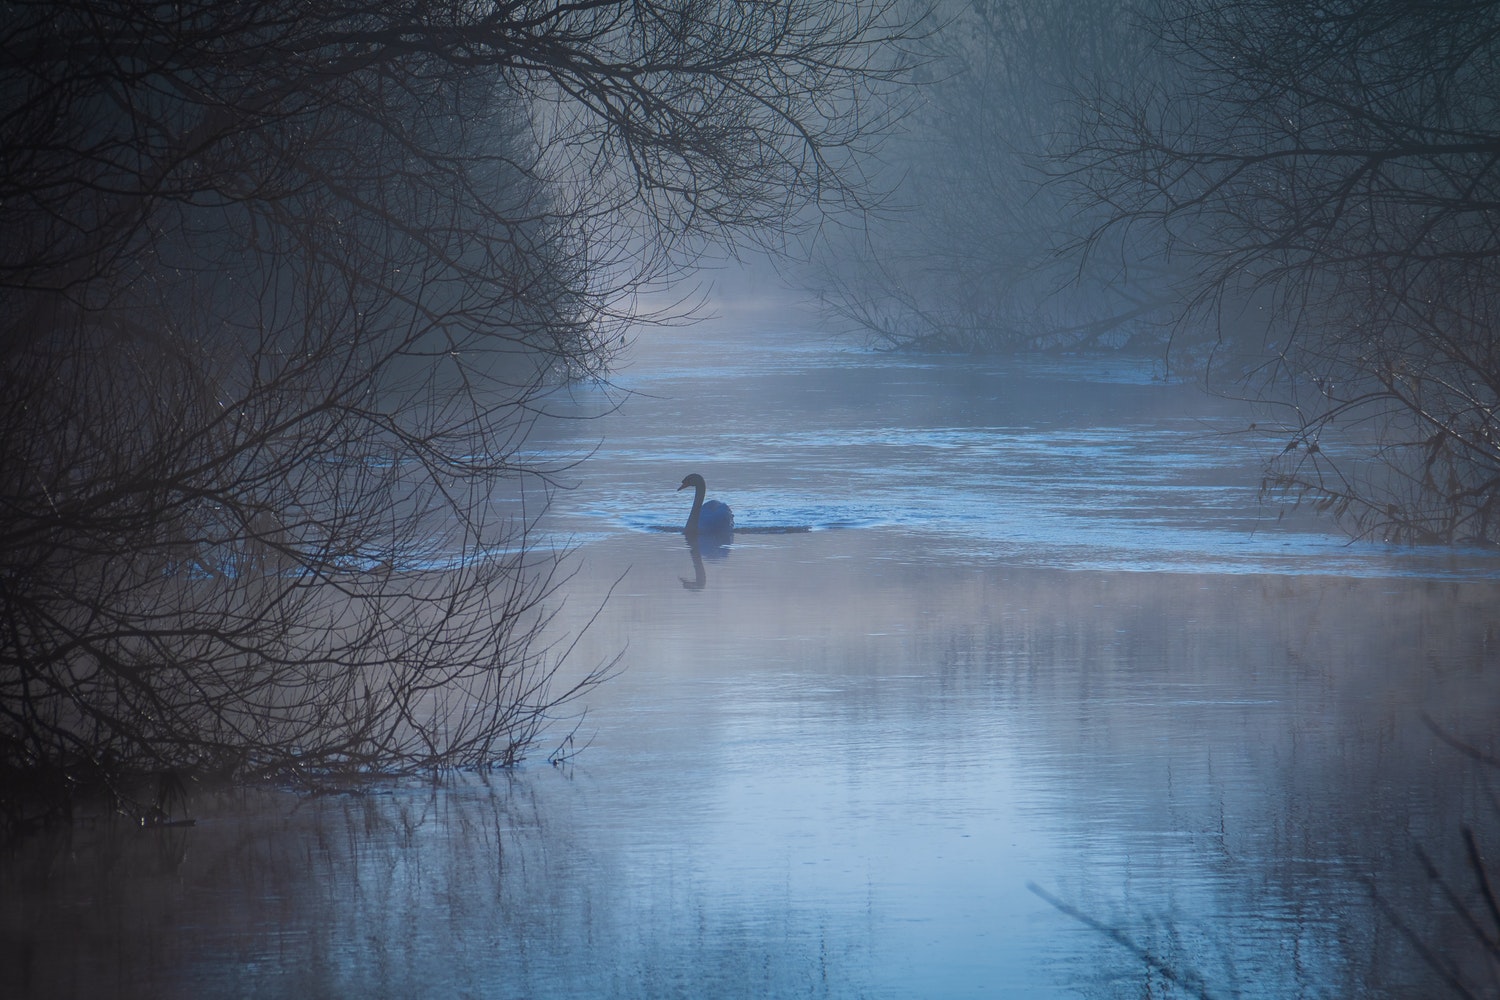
[[678, 473, 734, 540]]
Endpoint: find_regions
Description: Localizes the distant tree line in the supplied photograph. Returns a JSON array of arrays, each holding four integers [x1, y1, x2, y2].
[[815, 0, 1173, 353], [0, 0, 919, 830], [825, 0, 1500, 545]]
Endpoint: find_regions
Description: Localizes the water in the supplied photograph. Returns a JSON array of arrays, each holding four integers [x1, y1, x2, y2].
[[7, 321, 1500, 998], [526, 323, 1498, 578]]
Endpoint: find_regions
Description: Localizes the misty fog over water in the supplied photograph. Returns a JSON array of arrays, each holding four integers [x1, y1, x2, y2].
[[9, 317, 1500, 998], [11, 1, 1500, 997], [531, 321, 1497, 579]]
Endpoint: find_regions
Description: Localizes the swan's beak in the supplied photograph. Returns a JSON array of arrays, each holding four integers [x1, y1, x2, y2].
[[676, 481, 688, 491]]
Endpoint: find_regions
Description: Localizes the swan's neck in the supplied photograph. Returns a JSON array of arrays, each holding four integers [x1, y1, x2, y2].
[[684, 481, 706, 535]]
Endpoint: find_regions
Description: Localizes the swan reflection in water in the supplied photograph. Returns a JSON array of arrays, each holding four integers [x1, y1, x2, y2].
[[680, 544, 709, 590]]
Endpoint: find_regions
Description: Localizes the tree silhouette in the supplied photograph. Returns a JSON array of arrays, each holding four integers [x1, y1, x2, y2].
[[0, 0, 919, 828], [815, 0, 1174, 353], [1065, 0, 1500, 543]]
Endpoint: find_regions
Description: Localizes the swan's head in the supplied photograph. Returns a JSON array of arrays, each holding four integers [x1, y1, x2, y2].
[[678, 473, 706, 492]]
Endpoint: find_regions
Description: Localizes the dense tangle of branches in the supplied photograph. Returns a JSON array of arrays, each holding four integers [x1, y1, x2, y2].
[[1065, 0, 1500, 543], [0, 0, 919, 830]]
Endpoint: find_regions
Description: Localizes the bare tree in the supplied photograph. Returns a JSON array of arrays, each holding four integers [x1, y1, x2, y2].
[[0, 0, 921, 829], [815, 0, 1174, 353], [1063, 0, 1500, 543]]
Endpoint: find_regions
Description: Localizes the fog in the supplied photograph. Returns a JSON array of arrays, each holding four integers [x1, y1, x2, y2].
[[10, 318, 1499, 996], [5, 1, 1500, 997]]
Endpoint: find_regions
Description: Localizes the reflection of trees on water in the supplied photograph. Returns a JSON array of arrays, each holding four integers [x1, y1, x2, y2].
[[929, 572, 1500, 998], [0, 773, 880, 998], [6, 559, 1497, 997]]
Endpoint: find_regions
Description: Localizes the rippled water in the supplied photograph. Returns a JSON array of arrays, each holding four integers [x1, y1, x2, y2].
[[6, 321, 1500, 998], [528, 325, 1497, 578]]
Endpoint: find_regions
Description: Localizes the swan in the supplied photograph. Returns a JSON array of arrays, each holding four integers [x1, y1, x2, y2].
[[678, 473, 734, 539]]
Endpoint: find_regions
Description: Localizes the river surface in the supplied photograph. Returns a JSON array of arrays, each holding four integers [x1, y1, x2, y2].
[[6, 317, 1500, 998]]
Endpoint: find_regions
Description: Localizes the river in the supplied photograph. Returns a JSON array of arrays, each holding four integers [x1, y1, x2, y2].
[[6, 315, 1500, 998]]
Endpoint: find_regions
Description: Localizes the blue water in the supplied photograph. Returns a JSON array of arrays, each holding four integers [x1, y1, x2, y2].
[[525, 326, 1498, 579], [6, 321, 1500, 998]]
